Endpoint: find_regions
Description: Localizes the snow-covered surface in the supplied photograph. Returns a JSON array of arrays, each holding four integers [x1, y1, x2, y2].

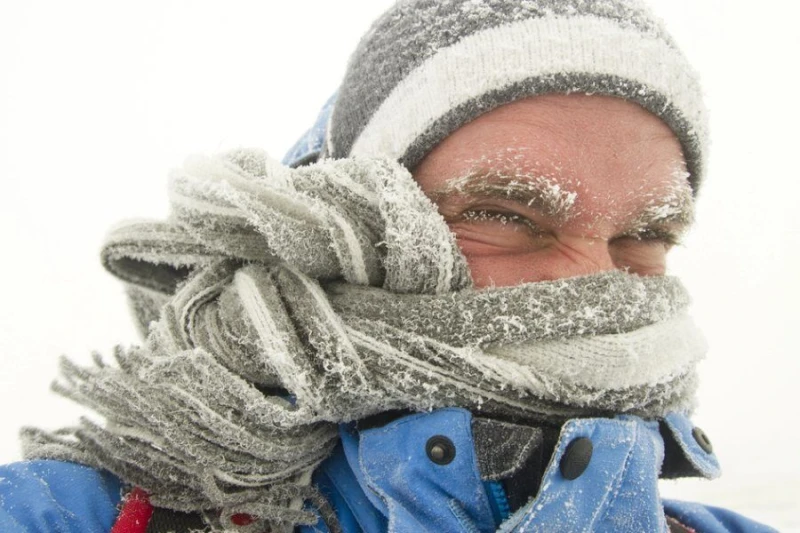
[[0, 1, 797, 530]]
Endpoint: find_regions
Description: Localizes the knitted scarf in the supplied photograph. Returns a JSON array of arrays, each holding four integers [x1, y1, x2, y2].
[[22, 150, 704, 532]]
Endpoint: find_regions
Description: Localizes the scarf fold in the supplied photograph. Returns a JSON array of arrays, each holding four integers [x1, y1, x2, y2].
[[22, 149, 703, 532]]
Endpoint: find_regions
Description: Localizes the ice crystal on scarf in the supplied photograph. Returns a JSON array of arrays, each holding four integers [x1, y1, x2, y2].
[[22, 150, 703, 532]]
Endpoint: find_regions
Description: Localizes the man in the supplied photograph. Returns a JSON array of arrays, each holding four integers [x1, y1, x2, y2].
[[0, 0, 778, 531]]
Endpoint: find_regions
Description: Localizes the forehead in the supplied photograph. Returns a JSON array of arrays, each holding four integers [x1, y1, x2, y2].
[[412, 94, 690, 227]]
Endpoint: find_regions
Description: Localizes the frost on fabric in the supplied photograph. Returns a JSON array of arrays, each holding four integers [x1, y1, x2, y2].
[[329, 270, 690, 347], [32, 151, 702, 531], [361, 0, 671, 74]]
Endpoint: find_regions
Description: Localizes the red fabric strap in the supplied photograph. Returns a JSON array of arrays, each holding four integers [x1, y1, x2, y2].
[[111, 487, 154, 533]]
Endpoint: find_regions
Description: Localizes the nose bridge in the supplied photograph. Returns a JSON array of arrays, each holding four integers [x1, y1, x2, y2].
[[556, 235, 616, 276]]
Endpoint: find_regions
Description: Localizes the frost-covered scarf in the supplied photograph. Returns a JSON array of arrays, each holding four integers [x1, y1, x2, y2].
[[22, 150, 705, 532]]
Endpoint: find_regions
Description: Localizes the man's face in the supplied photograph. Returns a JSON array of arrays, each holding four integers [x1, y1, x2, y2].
[[413, 94, 693, 288]]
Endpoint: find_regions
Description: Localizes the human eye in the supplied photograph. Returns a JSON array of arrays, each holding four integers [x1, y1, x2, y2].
[[452, 209, 545, 234], [441, 206, 551, 253], [610, 227, 683, 276]]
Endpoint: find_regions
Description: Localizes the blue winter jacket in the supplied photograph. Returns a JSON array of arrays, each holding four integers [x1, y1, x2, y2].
[[0, 409, 777, 532], [0, 102, 778, 532]]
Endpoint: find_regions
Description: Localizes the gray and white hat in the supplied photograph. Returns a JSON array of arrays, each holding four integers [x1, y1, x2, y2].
[[324, 0, 707, 192]]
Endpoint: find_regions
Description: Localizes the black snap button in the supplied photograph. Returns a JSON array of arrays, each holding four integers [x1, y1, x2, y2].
[[560, 437, 593, 480], [426, 435, 456, 465], [692, 427, 713, 453]]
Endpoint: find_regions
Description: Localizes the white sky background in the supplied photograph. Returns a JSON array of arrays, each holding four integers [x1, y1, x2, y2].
[[0, 0, 798, 530]]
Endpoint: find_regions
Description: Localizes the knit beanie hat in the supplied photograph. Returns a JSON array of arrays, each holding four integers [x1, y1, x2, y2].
[[324, 0, 707, 192]]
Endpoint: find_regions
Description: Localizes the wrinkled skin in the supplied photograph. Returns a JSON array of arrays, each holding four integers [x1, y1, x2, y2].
[[413, 94, 693, 288]]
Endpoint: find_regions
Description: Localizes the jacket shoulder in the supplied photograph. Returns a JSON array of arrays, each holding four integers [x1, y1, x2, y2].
[[663, 499, 779, 533], [0, 460, 122, 532]]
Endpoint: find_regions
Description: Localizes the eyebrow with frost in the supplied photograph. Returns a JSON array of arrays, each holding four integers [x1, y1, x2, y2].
[[427, 170, 579, 220], [425, 168, 696, 243]]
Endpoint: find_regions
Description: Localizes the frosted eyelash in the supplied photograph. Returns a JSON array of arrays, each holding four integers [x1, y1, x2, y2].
[[456, 209, 545, 234], [622, 228, 683, 246]]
